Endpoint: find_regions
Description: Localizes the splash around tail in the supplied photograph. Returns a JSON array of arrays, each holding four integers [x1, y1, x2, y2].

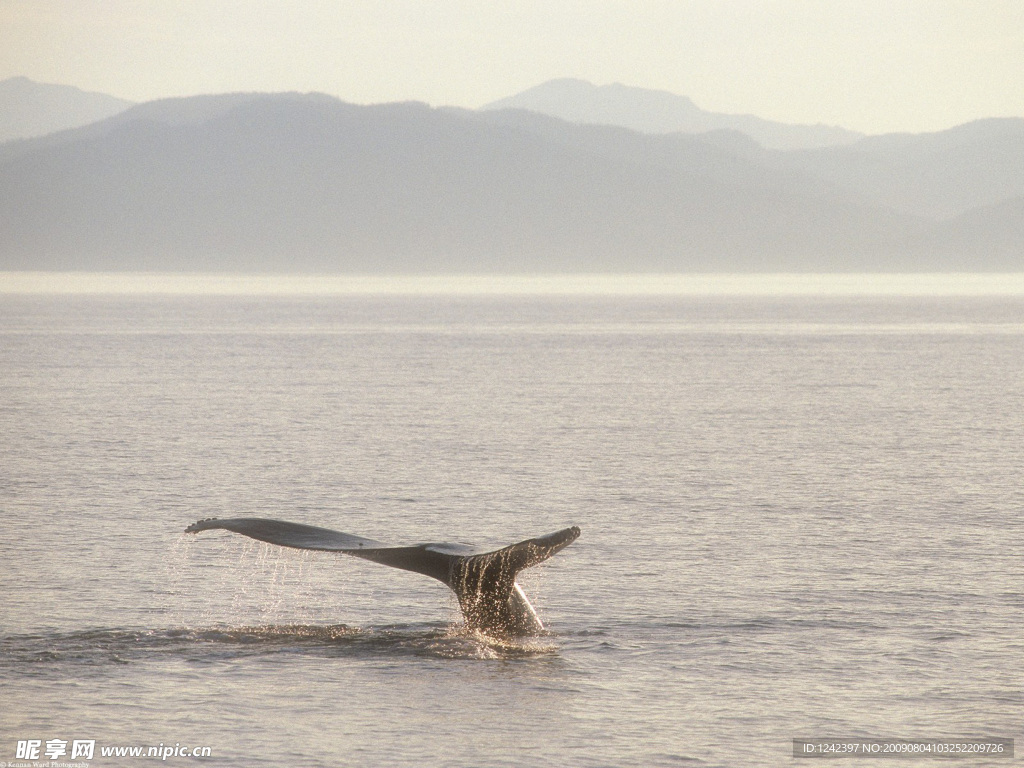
[[185, 518, 580, 638]]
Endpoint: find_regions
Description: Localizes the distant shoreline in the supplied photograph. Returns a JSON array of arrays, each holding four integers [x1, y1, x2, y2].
[[3, 272, 1024, 296]]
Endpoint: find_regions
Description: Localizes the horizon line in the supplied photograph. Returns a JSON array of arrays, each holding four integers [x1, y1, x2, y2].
[[3, 272, 1024, 296]]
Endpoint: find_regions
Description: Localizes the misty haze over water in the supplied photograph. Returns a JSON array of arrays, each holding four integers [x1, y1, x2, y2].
[[2, 62, 1022, 767]]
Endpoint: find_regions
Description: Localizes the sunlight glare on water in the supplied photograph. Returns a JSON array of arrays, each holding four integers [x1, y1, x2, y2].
[[1, 286, 1021, 767]]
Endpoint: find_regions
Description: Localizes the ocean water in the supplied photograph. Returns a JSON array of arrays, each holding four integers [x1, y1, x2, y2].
[[1, 292, 1021, 767]]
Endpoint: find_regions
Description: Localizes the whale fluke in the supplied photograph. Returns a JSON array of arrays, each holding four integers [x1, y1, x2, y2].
[[184, 517, 580, 637]]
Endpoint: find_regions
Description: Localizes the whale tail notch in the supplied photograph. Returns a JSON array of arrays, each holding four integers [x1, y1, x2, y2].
[[184, 517, 580, 637]]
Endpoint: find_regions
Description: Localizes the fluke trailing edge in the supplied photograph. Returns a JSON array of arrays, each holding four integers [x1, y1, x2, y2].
[[184, 518, 581, 637]]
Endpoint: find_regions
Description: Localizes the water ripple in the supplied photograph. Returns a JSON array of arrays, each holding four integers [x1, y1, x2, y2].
[[0, 624, 559, 670]]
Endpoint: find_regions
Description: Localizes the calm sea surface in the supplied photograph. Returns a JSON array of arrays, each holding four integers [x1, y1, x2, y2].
[[1, 293, 1021, 767]]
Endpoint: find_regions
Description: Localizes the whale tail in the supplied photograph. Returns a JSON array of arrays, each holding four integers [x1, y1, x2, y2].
[[184, 517, 580, 637]]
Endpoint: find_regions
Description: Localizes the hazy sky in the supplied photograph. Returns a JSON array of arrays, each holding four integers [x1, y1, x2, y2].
[[2, 0, 1022, 134]]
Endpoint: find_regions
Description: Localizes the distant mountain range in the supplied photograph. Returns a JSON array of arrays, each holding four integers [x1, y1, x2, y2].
[[482, 79, 863, 150], [0, 81, 1021, 272], [0, 77, 134, 143]]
